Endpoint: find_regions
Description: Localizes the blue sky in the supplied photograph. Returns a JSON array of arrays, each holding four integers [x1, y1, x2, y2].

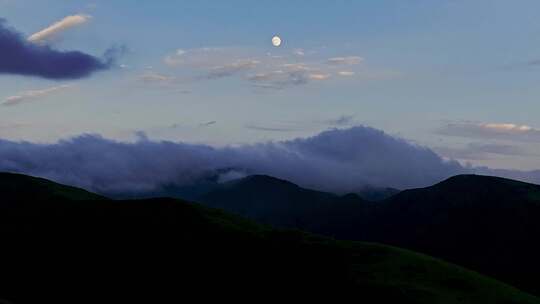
[[0, 0, 539, 171]]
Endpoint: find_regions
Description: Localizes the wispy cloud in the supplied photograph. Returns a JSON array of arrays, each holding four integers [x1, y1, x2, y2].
[[245, 123, 298, 132], [338, 71, 355, 76], [138, 72, 174, 84], [326, 56, 363, 65], [161, 47, 372, 90], [437, 122, 540, 142], [246, 62, 331, 89], [435, 142, 531, 161], [325, 115, 355, 126], [308, 73, 331, 80], [200, 121, 217, 127], [292, 49, 305, 56], [2, 84, 72, 106], [206, 59, 260, 79], [28, 14, 92, 43], [163, 47, 233, 68]]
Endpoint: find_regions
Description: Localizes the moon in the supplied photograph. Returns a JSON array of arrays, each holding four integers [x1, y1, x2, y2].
[[272, 36, 282, 47]]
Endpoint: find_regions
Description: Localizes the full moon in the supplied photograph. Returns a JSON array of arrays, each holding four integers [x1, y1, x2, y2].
[[272, 36, 282, 47]]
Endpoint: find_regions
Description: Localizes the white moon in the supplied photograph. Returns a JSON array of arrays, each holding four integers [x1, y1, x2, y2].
[[272, 36, 282, 47]]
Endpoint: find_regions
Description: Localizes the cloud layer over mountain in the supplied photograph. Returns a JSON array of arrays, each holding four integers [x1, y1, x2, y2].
[[0, 126, 538, 195]]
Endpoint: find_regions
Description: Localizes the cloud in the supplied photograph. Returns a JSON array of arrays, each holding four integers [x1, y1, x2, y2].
[[327, 56, 363, 65], [217, 170, 248, 183], [0, 126, 460, 194], [308, 73, 330, 80], [163, 47, 229, 68], [247, 63, 331, 90], [2, 84, 72, 106], [325, 115, 355, 126], [162, 47, 363, 90], [437, 122, 540, 142], [0, 19, 117, 79], [138, 72, 174, 84], [28, 14, 92, 43], [338, 71, 355, 76], [435, 143, 530, 161], [200, 121, 217, 127], [165, 48, 261, 79], [1, 126, 539, 195], [293, 49, 305, 56], [206, 59, 260, 79], [245, 123, 298, 132]]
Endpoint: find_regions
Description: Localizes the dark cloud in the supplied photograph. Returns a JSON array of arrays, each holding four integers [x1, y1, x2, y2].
[[0, 126, 538, 196], [0, 19, 117, 79]]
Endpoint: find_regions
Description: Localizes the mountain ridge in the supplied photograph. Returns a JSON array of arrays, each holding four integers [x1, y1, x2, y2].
[[1, 172, 539, 303], [196, 173, 540, 296]]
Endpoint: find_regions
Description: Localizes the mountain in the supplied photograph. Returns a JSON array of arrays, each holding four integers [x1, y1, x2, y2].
[[196, 174, 540, 296], [373, 174, 540, 296], [0, 172, 106, 201], [0, 173, 538, 303], [199, 175, 373, 239], [107, 168, 400, 202]]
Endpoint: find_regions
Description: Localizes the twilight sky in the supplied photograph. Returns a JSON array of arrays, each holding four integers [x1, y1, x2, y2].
[[0, 0, 539, 174]]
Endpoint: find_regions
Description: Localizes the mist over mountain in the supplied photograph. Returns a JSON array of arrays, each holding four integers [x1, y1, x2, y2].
[[0, 126, 539, 196]]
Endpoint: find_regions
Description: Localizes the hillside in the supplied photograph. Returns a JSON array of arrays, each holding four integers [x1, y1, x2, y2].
[[196, 174, 540, 296], [0, 173, 537, 303], [0, 172, 106, 201], [374, 174, 540, 296], [199, 175, 373, 239]]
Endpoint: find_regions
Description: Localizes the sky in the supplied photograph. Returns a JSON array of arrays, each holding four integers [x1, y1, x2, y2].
[[0, 0, 539, 180]]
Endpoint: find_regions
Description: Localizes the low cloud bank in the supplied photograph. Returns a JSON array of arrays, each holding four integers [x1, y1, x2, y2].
[[0, 126, 538, 195]]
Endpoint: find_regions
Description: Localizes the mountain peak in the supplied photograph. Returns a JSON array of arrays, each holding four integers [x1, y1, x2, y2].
[[434, 174, 540, 191], [230, 174, 301, 190]]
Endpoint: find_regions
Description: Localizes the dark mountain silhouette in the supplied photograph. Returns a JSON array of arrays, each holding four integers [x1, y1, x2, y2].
[[0, 172, 537, 303], [374, 175, 540, 296], [196, 174, 540, 296], [0, 172, 106, 201], [199, 175, 374, 239], [110, 170, 400, 202]]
